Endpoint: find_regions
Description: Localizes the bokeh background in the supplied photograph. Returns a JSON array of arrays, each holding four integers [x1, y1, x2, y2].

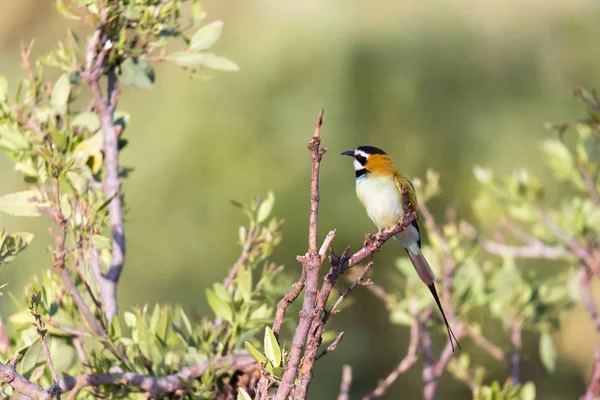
[[2, 0, 600, 398]]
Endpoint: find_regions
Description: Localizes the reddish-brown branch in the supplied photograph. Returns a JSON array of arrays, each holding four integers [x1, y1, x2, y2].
[[510, 317, 522, 386], [82, 7, 125, 324], [582, 350, 600, 400], [580, 265, 600, 334], [56, 354, 255, 397], [362, 316, 420, 399], [337, 365, 352, 400], [34, 313, 61, 399], [273, 110, 326, 400], [0, 361, 51, 400], [315, 331, 344, 361], [465, 325, 505, 363], [538, 208, 599, 275]]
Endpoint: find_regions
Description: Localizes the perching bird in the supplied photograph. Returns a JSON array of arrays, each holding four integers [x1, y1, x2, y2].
[[342, 145, 460, 351]]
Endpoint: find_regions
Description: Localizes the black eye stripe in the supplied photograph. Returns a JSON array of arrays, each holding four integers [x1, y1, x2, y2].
[[355, 155, 367, 165], [355, 168, 367, 178]]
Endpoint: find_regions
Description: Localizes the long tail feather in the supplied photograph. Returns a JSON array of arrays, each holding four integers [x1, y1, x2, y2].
[[406, 249, 461, 352]]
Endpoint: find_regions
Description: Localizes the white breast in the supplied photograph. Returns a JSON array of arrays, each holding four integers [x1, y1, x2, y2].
[[355, 175, 419, 246]]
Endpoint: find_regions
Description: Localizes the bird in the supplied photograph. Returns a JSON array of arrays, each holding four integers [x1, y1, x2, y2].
[[342, 145, 460, 351]]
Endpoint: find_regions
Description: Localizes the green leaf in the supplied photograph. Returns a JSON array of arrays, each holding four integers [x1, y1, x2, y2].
[[0, 124, 29, 151], [199, 53, 240, 71], [244, 341, 267, 364], [168, 51, 205, 68], [264, 326, 281, 368], [124, 311, 137, 328], [51, 73, 71, 115], [0, 232, 34, 265], [191, 0, 206, 25], [0, 75, 7, 102], [0, 190, 47, 217], [237, 388, 252, 400], [236, 265, 252, 302], [256, 191, 275, 223], [121, 58, 155, 89], [91, 235, 111, 250], [206, 288, 233, 322], [168, 51, 239, 71], [520, 382, 536, 400], [542, 139, 575, 179], [190, 20, 223, 51], [19, 338, 45, 378], [71, 112, 100, 132], [55, 0, 80, 20], [539, 332, 556, 373]]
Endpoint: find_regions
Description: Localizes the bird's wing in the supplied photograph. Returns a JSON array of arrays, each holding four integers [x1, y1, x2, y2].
[[393, 172, 421, 248]]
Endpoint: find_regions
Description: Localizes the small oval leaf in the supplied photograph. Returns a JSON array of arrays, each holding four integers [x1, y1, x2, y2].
[[264, 326, 281, 368]]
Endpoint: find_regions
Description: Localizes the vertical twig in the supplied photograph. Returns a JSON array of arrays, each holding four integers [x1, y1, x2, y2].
[[580, 265, 600, 334], [33, 313, 61, 399], [337, 365, 352, 400], [583, 350, 600, 400], [362, 316, 420, 399], [510, 317, 522, 386], [83, 7, 125, 325], [273, 109, 326, 400]]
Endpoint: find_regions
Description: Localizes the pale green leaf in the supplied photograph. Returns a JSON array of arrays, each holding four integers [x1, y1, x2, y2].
[[539, 332, 556, 373], [55, 0, 80, 20], [0, 190, 47, 217], [264, 326, 281, 368], [520, 381, 536, 400], [199, 53, 240, 71], [244, 340, 267, 364], [0, 75, 7, 102], [542, 139, 574, 179], [168, 51, 239, 71], [51, 74, 71, 115], [91, 235, 111, 250], [206, 288, 233, 322], [257, 191, 275, 223], [0, 232, 34, 265], [190, 20, 223, 51], [168, 51, 205, 68], [237, 388, 252, 400], [71, 112, 100, 132], [121, 58, 155, 89], [124, 311, 137, 328], [19, 338, 45, 378]]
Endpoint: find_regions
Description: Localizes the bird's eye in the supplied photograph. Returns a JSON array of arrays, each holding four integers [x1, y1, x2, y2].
[[355, 155, 367, 165]]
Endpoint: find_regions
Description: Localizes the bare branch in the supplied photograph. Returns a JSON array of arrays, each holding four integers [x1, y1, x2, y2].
[[510, 317, 522, 386], [538, 208, 599, 275], [307, 108, 326, 254], [465, 325, 505, 363], [327, 262, 374, 320], [33, 313, 61, 399], [583, 349, 600, 400], [481, 240, 568, 259], [319, 230, 337, 259], [362, 316, 420, 399], [580, 264, 600, 334], [274, 109, 326, 400], [422, 318, 465, 400], [337, 365, 352, 400], [0, 361, 51, 400], [54, 354, 256, 397], [223, 229, 255, 289], [316, 331, 344, 361]]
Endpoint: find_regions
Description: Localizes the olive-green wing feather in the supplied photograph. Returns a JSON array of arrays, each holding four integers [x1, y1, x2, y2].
[[393, 172, 421, 248]]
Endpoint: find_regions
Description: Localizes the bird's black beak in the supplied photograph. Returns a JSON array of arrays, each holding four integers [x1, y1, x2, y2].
[[341, 150, 354, 157]]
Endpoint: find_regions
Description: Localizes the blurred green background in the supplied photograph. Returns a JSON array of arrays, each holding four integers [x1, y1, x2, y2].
[[2, 0, 600, 398]]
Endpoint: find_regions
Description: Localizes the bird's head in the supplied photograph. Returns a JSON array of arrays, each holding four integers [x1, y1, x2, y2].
[[341, 145, 394, 178]]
